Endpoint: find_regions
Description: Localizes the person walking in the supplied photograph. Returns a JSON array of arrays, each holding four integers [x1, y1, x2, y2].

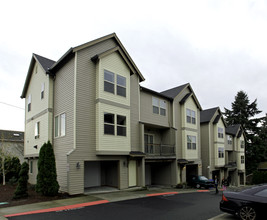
[[214, 176, 219, 194]]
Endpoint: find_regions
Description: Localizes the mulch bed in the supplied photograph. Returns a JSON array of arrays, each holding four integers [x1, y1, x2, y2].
[[0, 184, 71, 208]]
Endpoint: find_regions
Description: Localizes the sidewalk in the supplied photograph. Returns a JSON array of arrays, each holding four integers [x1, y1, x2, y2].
[[0, 186, 215, 220]]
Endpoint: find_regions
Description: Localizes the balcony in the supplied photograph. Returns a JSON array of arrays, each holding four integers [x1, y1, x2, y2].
[[145, 144, 175, 157], [225, 161, 237, 169]]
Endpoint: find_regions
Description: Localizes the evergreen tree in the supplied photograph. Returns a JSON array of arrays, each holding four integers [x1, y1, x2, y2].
[[224, 91, 263, 174], [36, 141, 59, 196], [13, 162, 29, 199]]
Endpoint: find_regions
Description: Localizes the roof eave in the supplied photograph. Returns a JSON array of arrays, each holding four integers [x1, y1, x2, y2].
[[21, 55, 36, 98]]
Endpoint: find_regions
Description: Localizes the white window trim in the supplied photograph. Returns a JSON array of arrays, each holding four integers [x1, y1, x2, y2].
[[104, 112, 127, 137], [55, 113, 66, 138], [104, 69, 127, 97], [186, 108, 196, 124], [152, 97, 167, 116], [35, 121, 40, 139], [187, 135, 197, 150]]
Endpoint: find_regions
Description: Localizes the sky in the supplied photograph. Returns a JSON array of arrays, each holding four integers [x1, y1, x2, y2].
[[1, 0, 267, 132]]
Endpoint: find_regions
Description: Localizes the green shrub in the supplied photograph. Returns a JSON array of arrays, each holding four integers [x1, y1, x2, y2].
[[252, 171, 267, 184], [36, 141, 59, 196], [13, 162, 29, 199]]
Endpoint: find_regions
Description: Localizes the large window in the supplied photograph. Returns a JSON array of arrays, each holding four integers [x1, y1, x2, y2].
[[218, 127, 224, 138], [187, 135, 196, 150], [186, 109, 196, 124], [27, 94, 31, 112], [104, 113, 126, 136], [152, 97, 166, 116], [35, 122, 40, 139], [218, 147, 224, 158], [227, 135, 232, 145], [55, 113, 66, 137], [104, 70, 126, 97]]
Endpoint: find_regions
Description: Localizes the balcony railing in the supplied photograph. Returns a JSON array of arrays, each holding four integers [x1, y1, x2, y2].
[[145, 144, 175, 156], [225, 161, 237, 168]]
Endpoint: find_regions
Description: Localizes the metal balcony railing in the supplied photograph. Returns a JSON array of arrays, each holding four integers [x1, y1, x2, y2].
[[145, 144, 175, 156]]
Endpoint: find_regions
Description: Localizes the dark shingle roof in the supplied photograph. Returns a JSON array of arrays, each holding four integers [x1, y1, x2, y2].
[[200, 107, 219, 124], [33, 54, 56, 72], [0, 130, 24, 142], [225, 124, 241, 136], [160, 83, 189, 99]]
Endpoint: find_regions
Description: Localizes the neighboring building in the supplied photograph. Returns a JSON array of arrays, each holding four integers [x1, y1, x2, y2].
[[225, 124, 246, 186], [200, 107, 227, 182], [0, 130, 24, 163]]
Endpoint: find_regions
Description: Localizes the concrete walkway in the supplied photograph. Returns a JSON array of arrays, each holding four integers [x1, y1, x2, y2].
[[0, 186, 221, 220]]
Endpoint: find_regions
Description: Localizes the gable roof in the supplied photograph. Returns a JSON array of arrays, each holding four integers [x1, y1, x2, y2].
[[34, 54, 56, 72], [225, 124, 241, 136], [49, 33, 145, 81], [161, 83, 202, 110], [20, 54, 56, 98], [21, 33, 145, 99], [200, 107, 227, 127], [140, 86, 173, 100], [200, 107, 219, 124], [160, 83, 188, 99]]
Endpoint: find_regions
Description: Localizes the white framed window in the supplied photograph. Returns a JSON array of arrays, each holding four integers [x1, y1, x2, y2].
[[227, 135, 232, 145], [104, 113, 127, 136], [104, 70, 115, 94], [55, 113, 66, 137], [104, 70, 127, 97], [27, 94, 31, 112], [117, 115, 126, 136], [104, 113, 115, 135], [186, 109, 196, 124], [218, 127, 224, 138], [241, 155, 245, 164], [187, 135, 196, 150], [35, 121, 40, 139], [41, 83, 45, 99], [218, 147, 224, 158], [160, 100, 166, 116], [117, 75, 126, 97], [152, 97, 166, 116]]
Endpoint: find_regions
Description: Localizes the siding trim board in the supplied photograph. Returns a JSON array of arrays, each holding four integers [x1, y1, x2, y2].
[[96, 98, 130, 109], [26, 108, 53, 123]]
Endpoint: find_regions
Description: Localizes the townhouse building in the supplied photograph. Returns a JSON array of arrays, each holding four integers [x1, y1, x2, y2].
[[225, 124, 246, 186], [21, 33, 244, 194], [200, 107, 246, 186], [200, 107, 227, 182]]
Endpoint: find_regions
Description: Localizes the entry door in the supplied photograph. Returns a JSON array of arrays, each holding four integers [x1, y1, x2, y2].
[[128, 160, 137, 187]]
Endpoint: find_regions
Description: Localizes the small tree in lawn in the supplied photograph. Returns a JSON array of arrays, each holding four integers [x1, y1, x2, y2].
[[14, 162, 29, 199], [36, 141, 59, 196]]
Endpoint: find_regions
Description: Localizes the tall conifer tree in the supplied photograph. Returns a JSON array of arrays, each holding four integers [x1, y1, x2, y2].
[[36, 141, 59, 196], [224, 91, 263, 174]]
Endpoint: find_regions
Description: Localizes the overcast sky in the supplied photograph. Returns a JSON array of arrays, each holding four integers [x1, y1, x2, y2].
[[1, 0, 267, 132]]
